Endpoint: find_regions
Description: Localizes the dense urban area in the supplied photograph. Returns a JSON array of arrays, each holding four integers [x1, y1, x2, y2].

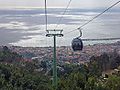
[[6, 41, 120, 64]]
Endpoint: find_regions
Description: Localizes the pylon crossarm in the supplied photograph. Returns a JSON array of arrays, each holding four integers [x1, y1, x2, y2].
[[46, 34, 63, 37]]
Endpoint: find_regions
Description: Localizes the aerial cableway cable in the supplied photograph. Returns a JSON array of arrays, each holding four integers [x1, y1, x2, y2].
[[55, 0, 72, 46], [36, 0, 48, 36], [45, 0, 48, 31], [82, 38, 120, 41], [55, 0, 72, 29], [65, 1, 120, 34]]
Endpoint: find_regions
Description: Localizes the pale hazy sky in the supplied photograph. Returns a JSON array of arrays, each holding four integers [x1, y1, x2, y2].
[[0, 0, 119, 9]]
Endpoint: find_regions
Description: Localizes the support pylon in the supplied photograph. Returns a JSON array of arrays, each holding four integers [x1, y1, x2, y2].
[[46, 29, 63, 89]]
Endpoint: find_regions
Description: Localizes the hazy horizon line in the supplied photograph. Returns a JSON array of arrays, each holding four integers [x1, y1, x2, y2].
[[0, 7, 119, 10]]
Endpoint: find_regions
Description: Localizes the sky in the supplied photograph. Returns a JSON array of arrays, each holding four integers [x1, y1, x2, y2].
[[0, 0, 119, 9]]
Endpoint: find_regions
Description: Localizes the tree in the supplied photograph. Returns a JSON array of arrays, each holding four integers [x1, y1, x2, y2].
[[105, 75, 120, 90]]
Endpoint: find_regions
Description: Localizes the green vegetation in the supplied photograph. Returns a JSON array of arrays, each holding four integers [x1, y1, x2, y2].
[[0, 46, 120, 90], [0, 63, 52, 90], [0, 46, 22, 63]]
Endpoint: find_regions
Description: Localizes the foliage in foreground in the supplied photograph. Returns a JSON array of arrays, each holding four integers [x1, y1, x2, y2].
[[0, 46, 120, 90], [0, 63, 52, 90]]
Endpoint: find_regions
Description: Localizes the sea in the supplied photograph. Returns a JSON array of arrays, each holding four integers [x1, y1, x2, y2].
[[0, 8, 120, 47]]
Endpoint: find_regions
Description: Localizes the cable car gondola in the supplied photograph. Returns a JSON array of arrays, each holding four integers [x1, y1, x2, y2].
[[72, 37, 83, 51], [71, 29, 83, 51]]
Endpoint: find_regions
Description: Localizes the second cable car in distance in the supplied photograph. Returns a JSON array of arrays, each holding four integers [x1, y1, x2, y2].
[[71, 29, 83, 51]]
